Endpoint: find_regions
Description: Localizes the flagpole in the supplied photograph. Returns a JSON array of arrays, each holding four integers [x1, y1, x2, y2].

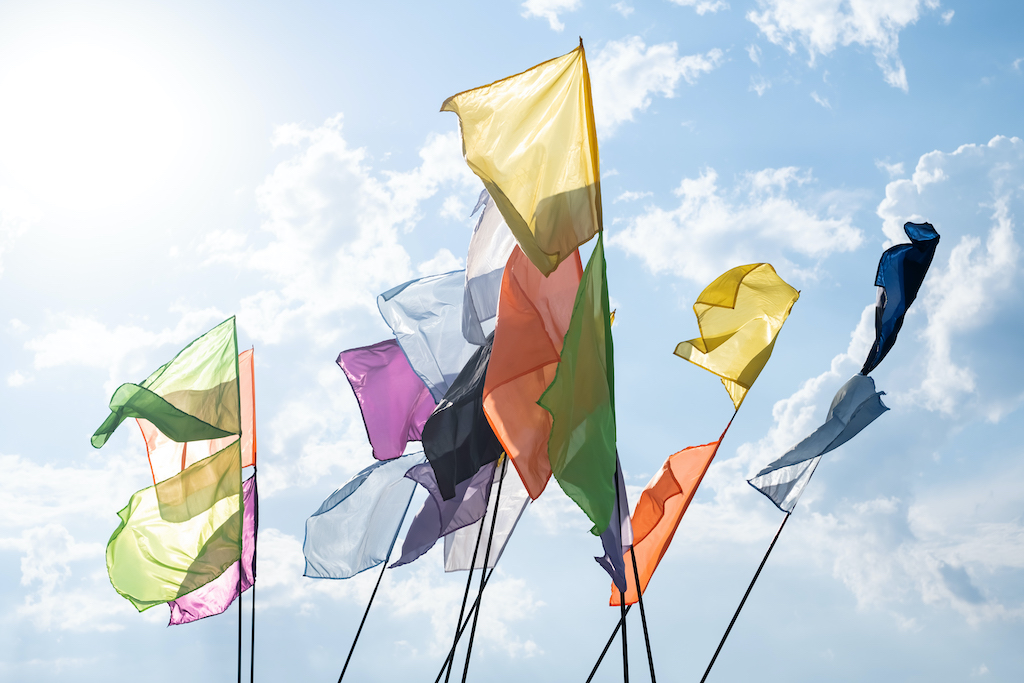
[[613, 469, 628, 683], [620, 590, 629, 683], [698, 512, 790, 683], [250, 469, 259, 683], [337, 545, 395, 683], [629, 547, 656, 683], [585, 605, 632, 683]]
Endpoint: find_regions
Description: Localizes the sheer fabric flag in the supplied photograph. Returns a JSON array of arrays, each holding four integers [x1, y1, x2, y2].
[[610, 429, 730, 606], [463, 190, 518, 345], [107, 441, 243, 612], [749, 374, 888, 513], [596, 459, 633, 593], [674, 265, 799, 409], [862, 222, 940, 375], [378, 271, 477, 402], [93, 317, 241, 448], [168, 474, 257, 625], [442, 43, 602, 276], [390, 460, 495, 568], [444, 459, 531, 571], [303, 453, 424, 579], [139, 348, 255, 484], [422, 334, 504, 500], [483, 246, 582, 500], [338, 339, 436, 461], [539, 233, 616, 535]]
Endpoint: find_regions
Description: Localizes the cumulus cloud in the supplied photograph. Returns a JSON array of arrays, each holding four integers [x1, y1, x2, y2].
[[609, 166, 863, 284], [521, 0, 580, 31], [590, 37, 724, 137], [750, 75, 771, 96], [669, 0, 729, 14], [876, 159, 905, 178], [810, 91, 831, 109], [611, 1, 634, 17]]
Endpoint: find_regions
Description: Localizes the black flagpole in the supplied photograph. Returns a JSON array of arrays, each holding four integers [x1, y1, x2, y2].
[[249, 469, 259, 683], [585, 605, 632, 683], [629, 547, 656, 682], [336, 544, 394, 683], [698, 513, 791, 683], [613, 469, 628, 683]]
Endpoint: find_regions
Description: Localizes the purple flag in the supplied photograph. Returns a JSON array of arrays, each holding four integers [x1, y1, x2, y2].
[[168, 474, 258, 625], [389, 461, 495, 568], [338, 339, 437, 461]]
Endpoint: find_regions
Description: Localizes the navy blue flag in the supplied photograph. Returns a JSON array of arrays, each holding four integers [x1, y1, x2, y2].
[[595, 457, 633, 593], [862, 221, 940, 375]]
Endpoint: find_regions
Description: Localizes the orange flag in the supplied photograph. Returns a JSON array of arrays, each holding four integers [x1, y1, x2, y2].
[[483, 246, 582, 499], [610, 423, 731, 606]]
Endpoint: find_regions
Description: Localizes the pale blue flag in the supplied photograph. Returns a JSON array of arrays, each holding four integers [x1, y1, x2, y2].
[[378, 271, 478, 402], [463, 190, 517, 346], [303, 452, 425, 579]]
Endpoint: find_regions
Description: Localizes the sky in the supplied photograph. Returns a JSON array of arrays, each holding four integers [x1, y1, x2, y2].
[[1, 0, 1023, 681]]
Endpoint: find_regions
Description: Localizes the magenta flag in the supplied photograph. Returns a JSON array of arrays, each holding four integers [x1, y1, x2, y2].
[[168, 475, 258, 625], [338, 339, 437, 461]]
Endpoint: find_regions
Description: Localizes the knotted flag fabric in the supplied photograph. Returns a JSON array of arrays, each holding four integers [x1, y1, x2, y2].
[[93, 317, 241, 448], [442, 43, 602, 276], [107, 441, 243, 611], [378, 271, 477, 402], [610, 429, 730, 606], [463, 190, 518, 345], [390, 460, 495, 568], [483, 245, 582, 500], [749, 374, 888, 513], [862, 222, 940, 375], [138, 348, 256, 484], [337, 339, 436, 461], [674, 264, 799, 409], [422, 334, 504, 501], [303, 453, 424, 579], [596, 459, 633, 593], [168, 474, 257, 625], [539, 233, 617, 535], [444, 459, 531, 571]]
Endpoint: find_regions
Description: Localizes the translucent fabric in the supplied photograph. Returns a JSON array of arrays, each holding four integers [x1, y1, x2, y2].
[[595, 458, 634, 593], [539, 233, 617, 535], [463, 190, 517, 345], [442, 44, 602, 276], [139, 348, 256, 484], [168, 474, 257, 625], [303, 453, 424, 579], [483, 246, 582, 500], [674, 264, 799, 409], [378, 271, 477, 402], [749, 374, 888, 513], [106, 441, 242, 612], [337, 339, 435, 461], [610, 429, 729, 606], [93, 317, 240, 447]]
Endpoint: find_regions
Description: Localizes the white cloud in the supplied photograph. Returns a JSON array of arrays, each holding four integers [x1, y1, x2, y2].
[[609, 166, 863, 285], [750, 75, 771, 96], [611, 1, 634, 17], [614, 190, 653, 203], [520, 0, 580, 31], [941, 9, 954, 24], [0, 187, 38, 279], [440, 194, 468, 221], [1014, 58, 1023, 72], [810, 90, 832, 109], [590, 37, 724, 136], [875, 159, 905, 178], [747, 44, 762, 65], [6, 370, 30, 387], [417, 248, 464, 276], [669, 0, 729, 14], [747, 0, 939, 90], [8, 318, 28, 333]]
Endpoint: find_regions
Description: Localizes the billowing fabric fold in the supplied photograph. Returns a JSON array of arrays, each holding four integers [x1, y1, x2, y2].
[[596, 458, 633, 593], [463, 190, 518, 345]]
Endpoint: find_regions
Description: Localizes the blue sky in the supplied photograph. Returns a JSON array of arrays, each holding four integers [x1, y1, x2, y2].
[[1, 0, 1023, 681]]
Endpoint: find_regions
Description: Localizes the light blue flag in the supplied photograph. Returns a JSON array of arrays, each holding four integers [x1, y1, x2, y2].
[[378, 271, 478, 402], [748, 374, 888, 513], [303, 452, 425, 579]]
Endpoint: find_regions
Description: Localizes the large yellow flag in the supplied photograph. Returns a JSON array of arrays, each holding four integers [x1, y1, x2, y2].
[[442, 43, 601, 276], [674, 264, 799, 409]]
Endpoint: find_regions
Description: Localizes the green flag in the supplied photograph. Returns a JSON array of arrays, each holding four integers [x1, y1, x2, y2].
[[106, 440, 243, 611], [92, 317, 241, 448], [539, 233, 616, 535]]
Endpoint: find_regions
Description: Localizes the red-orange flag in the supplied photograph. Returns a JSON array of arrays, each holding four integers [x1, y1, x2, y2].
[[483, 246, 582, 499], [610, 423, 731, 606]]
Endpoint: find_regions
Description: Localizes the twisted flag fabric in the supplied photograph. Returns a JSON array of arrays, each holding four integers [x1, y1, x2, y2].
[[483, 245, 582, 500], [168, 474, 257, 625], [749, 374, 888, 513], [378, 271, 477, 402], [338, 339, 436, 461], [93, 317, 240, 448], [596, 459, 633, 593], [442, 43, 602, 276], [539, 233, 617, 535], [674, 264, 799, 409], [862, 221, 940, 375], [303, 453, 424, 579], [463, 190, 517, 345]]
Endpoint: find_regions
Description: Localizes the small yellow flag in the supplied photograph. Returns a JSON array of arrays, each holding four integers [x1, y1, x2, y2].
[[674, 264, 799, 409], [442, 43, 602, 276]]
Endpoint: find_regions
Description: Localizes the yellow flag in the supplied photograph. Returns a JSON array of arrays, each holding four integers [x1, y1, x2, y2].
[[442, 43, 601, 276], [674, 264, 799, 409]]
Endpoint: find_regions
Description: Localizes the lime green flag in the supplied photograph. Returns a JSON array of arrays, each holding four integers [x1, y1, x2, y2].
[[92, 317, 241, 448], [107, 441, 243, 611], [539, 233, 616, 535]]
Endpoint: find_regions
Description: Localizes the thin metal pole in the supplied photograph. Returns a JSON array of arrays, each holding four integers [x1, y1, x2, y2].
[[698, 513, 791, 683], [249, 470, 259, 683], [620, 591, 629, 683], [629, 547, 656, 682], [337, 553, 390, 683], [585, 606, 632, 683]]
